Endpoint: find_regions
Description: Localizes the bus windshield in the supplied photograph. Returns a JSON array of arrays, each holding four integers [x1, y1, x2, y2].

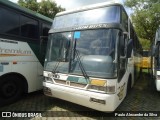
[[45, 29, 119, 78], [143, 51, 149, 57], [52, 6, 120, 29]]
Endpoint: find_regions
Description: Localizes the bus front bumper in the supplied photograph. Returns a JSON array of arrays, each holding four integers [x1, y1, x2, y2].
[[43, 82, 118, 112]]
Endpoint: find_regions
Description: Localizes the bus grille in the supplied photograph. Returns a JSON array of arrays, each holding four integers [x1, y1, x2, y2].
[[54, 79, 87, 88]]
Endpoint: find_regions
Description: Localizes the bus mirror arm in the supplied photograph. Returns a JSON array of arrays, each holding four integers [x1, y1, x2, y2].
[[40, 36, 48, 46], [40, 36, 48, 39], [126, 39, 133, 58], [40, 36, 48, 42]]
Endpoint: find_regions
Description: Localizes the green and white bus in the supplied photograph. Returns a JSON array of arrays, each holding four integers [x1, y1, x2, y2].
[[0, 0, 52, 105], [43, 1, 142, 111]]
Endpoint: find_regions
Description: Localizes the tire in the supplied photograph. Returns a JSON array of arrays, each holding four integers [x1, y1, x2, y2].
[[0, 76, 22, 106]]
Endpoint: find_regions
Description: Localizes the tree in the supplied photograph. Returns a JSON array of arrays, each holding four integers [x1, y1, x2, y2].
[[125, 0, 160, 49], [38, 0, 64, 18], [139, 38, 151, 50], [18, 0, 65, 18]]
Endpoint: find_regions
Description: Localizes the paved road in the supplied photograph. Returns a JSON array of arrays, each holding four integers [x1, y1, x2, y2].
[[0, 72, 160, 120]]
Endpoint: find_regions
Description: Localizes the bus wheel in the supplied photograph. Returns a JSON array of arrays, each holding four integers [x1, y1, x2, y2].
[[0, 76, 22, 105]]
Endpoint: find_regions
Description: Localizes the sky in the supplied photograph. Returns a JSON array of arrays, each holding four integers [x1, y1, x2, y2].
[[9, 0, 132, 16]]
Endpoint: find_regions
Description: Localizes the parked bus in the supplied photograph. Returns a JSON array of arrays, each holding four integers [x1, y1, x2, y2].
[[151, 26, 160, 91], [0, 0, 52, 105], [43, 1, 142, 111], [141, 50, 151, 69]]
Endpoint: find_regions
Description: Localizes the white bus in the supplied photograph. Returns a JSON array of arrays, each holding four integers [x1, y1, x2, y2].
[[151, 26, 160, 91], [43, 1, 142, 111], [0, 0, 52, 106]]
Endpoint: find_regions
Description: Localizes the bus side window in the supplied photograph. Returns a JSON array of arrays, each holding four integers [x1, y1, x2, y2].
[[21, 15, 39, 39], [0, 7, 20, 35]]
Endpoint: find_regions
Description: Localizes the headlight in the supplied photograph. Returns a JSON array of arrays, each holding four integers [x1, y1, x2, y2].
[[88, 79, 116, 94]]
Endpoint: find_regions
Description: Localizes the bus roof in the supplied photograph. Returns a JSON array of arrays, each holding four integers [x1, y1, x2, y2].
[[0, 0, 52, 23], [56, 0, 123, 16]]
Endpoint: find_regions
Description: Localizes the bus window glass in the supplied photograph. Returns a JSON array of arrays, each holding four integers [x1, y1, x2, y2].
[[21, 16, 38, 39], [122, 10, 128, 32], [70, 29, 118, 78], [46, 32, 71, 61], [143, 51, 149, 57], [45, 29, 119, 78], [0, 7, 19, 35], [45, 32, 71, 73], [52, 6, 120, 29]]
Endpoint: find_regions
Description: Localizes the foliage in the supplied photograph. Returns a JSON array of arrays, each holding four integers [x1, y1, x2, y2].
[[125, 0, 160, 45], [18, 0, 65, 18], [139, 38, 151, 50]]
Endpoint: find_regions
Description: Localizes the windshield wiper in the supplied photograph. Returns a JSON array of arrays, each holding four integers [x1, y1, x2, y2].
[[74, 49, 89, 80], [70, 39, 89, 80], [52, 58, 62, 74]]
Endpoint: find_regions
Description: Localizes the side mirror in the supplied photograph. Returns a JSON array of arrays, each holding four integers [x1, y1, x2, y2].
[[119, 32, 128, 57], [123, 32, 128, 40], [40, 36, 48, 41], [127, 39, 133, 58], [120, 40, 125, 56]]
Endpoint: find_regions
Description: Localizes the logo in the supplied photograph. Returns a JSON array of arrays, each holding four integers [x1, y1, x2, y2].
[[1, 112, 42, 118], [2, 112, 11, 117], [0, 47, 32, 57]]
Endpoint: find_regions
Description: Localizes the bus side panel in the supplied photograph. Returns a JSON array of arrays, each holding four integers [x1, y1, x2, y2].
[[37, 62, 44, 90], [0, 38, 43, 92], [11, 62, 43, 92]]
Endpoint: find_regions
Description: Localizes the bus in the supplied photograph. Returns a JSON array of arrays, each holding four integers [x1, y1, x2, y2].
[[43, 1, 142, 111], [141, 50, 151, 69], [151, 26, 160, 91], [0, 0, 52, 105]]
